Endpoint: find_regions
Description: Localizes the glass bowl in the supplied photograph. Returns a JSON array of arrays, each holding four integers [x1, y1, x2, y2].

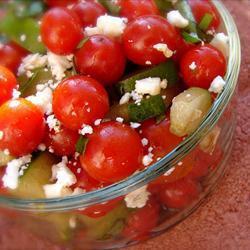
[[0, 1, 241, 249]]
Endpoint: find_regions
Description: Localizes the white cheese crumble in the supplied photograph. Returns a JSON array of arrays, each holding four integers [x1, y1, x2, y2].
[[85, 15, 127, 38], [119, 92, 131, 105], [20, 34, 26, 42], [47, 52, 74, 81], [208, 76, 226, 94], [141, 138, 148, 146], [135, 77, 162, 96], [26, 87, 53, 115], [145, 60, 152, 65], [94, 119, 102, 126], [210, 32, 229, 58], [69, 216, 77, 229], [3, 149, 10, 155], [153, 43, 174, 58], [0, 131, 3, 140], [167, 10, 189, 28], [130, 122, 141, 129], [46, 114, 61, 133], [124, 185, 150, 208], [160, 79, 168, 89], [189, 61, 197, 70], [116, 117, 124, 123], [142, 154, 153, 166], [79, 124, 93, 136], [38, 143, 46, 151], [43, 157, 77, 198], [18, 53, 48, 76], [2, 155, 32, 189]]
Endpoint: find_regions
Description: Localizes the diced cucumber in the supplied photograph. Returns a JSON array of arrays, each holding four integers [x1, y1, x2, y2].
[[170, 87, 212, 136], [118, 60, 179, 94], [10, 152, 59, 199], [105, 103, 130, 122], [0, 151, 14, 167], [154, 0, 173, 12], [78, 202, 130, 240]]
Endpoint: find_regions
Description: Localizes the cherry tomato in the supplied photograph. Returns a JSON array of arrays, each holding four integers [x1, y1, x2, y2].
[[74, 35, 126, 86], [180, 44, 226, 89], [123, 15, 182, 65], [80, 121, 144, 183], [0, 98, 45, 156], [41, 7, 83, 55], [120, 0, 160, 22], [72, 1, 106, 28], [141, 116, 183, 158], [188, 0, 220, 31], [44, 126, 79, 156], [0, 42, 28, 73], [53, 75, 109, 130], [44, 0, 78, 7], [0, 66, 17, 106], [160, 178, 200, 209], [122, 197, 160, 240]]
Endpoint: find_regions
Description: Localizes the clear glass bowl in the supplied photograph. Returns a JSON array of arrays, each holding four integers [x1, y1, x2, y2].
[[0, 1, 241, 249]]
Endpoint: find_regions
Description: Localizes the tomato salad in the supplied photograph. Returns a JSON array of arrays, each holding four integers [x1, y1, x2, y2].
[[0, 0, 229, 244]]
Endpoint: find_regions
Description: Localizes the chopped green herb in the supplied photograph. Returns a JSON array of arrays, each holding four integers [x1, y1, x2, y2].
[[75, 136, 89, 154], [182, 31, 201, 43], [76, 37, 89, 50], [98, 0, 121, 16], [198, 13, 213, 31]]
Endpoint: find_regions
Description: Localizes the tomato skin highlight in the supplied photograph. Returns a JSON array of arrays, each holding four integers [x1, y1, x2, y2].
[[74, 35, 126, 86], [122, 15, 182, 66], [72, 1, 106, 28], [0, 42, 28, 73], [188, 0, 220, 31], [52, 75, 109, 131], [180, 44, 226, 89], [120, 0, 160, 22], [44, 126, 79, 156], [80, 121, 144, 183], [0, 98, 45, 156], [0, 65, 17, 106], [41, 7, 83, 55]]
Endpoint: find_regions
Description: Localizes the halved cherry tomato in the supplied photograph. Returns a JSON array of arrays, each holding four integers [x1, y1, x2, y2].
[[74, 35, 126, 86], [52, 75, 109, 130], [180, 44, 226, 89], [0, 98, 45, 156], [44, 0, 78, 8], [44, 126, 79, 156], [123, 15, 183, 65], [0, 65, 17, 106], [72, 1, 106, 28], [160, 177, 200, 209], [122, 197, 160, 240], [120, 0, 160, 22], [188, 0, 220, 31], [41, 7, 83, 55], [80, 121, 144, 183], [0, 42, 28, 73]]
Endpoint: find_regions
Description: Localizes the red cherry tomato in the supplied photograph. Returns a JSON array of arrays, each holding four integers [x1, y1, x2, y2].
[[122, 197, 160, 240], [41, 7, 83, 55], [0, 98, 45, 156], [0, 42, 28, 73], [44, 126, 79, 156], [44, 0, 78, 7], [188, 0, 220, 31], [160, 178, 200, 209], [72, 1, 106, 28], [180, 44, 226, 89], [122, 15, 182, 66], [53, 75, 109, 130], [120, 0, 160, 22], [0, 65, 17, 106], [80, 121, 144, 183], [74, 35, 126, 86]]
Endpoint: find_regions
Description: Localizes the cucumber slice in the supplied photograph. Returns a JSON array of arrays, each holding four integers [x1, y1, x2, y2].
[[0, 151, 14, 167], [10, 152, 59, 199], [118, 60, 179, 94], [78, 202, 130, 240]]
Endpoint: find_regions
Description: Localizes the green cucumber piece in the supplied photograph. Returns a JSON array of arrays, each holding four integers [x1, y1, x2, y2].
[[78, 202, 130, 240], [118, 60, 179, 94], [11, 152, 58, 199], [128, 95, 165, 122], [0, 12, 45, 53], [198, 13, 213, 31], [98, 0, 121, 16], [105, 103, 130, 122], [154, 0, 173, 12], [0, 151, 14, 167]]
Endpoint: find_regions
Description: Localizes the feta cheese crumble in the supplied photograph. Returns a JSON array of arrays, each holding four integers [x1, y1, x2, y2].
[[167, 10, 189, 28], [141, 138, 149, 146], [135, 77, 162, 96], [119, 92, 131, 105], [79, 124, 93, 136], [2, 155, 32, 189], [124, 185, 150, 208], [0, 131, 3, 140], [46, 114, 61, 133], [130, 122, 141, 129], [142, 154, 153, 166], [210, 32, 229, 57], [116, 117, 124, 123], [94, 119, 102, 126], [153, 43, 174, 58], [85, 15, 127, 38], [20, 34, 26, 42], [38, 143, 46, 151], [208, 76, 226, 94], [189, 61, 197, 70]]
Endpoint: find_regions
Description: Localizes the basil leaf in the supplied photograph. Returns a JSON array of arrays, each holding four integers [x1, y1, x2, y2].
[[75, 136, 89, 154]]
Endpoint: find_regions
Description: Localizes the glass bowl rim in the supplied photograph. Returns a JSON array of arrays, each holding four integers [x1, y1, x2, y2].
[[0, 0, 241, 212]]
